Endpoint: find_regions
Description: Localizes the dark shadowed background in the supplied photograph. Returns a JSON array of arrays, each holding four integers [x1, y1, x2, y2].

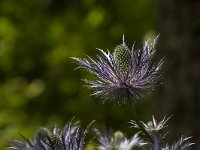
[[0, 0, 199, 149]]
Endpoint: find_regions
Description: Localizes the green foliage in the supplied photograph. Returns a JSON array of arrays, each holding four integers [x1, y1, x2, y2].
[[0, 0, 155, 146]]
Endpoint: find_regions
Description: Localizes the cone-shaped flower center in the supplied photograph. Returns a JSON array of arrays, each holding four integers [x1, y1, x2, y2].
[[51, 135, 64, 150], [113, 44, 131, 77]]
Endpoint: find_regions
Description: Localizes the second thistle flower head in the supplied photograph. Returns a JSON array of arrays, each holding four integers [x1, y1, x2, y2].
[[9, 119, 94, 150], [72, 35, 163, 104]]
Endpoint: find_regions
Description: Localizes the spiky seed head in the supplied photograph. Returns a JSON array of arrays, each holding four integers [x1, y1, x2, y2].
[[50, 135, 64, 150], [113, 44, 131, 76]]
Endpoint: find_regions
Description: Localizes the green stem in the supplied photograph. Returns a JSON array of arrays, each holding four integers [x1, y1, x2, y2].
[[127, 98, 154, 144]]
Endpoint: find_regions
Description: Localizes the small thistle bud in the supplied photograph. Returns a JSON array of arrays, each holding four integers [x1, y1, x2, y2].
[[95, 129, 146, 150], [113, 44, 131, 77], [114, 131, 124, 143]]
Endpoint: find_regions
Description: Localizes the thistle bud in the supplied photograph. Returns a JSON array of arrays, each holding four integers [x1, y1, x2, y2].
[[114, 131, 124, 142], [113, 44, 131, 76]]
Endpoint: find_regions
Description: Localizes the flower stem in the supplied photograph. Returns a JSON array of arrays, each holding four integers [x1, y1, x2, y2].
[[127, 98, 154, 144], [153, 135, 159, 150]]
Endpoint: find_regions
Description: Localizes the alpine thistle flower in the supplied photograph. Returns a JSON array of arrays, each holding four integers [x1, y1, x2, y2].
[[9, 119, 94, 150], [72, 35, 163, 103], [130, 116, 194, 150], [162, 136, 194, 150], [130, 115, 170, 135], [94, 129, 146, 150]]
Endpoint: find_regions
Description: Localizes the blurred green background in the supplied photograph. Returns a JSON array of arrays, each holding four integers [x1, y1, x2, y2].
[[0, 0, 199, 149]]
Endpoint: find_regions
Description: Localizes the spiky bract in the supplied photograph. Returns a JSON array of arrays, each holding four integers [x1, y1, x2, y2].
[[9, 120, 94, 150], [72, 35, 163, 104]]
